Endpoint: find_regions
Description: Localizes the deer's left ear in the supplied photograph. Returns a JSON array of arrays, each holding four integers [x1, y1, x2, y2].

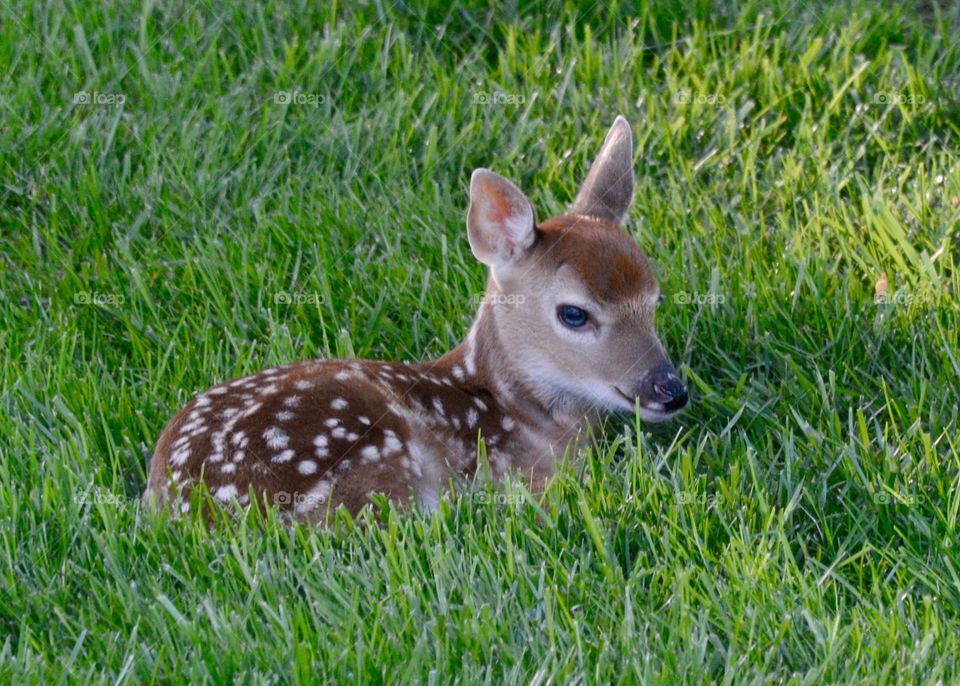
[[570, 115, 634, 226], [467, 169, 536, 267]]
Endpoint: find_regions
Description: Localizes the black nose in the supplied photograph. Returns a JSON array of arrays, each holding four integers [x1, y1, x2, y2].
[[652, 371, 688, 411]]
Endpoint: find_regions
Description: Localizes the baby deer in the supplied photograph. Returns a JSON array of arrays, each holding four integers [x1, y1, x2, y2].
[[144, 116, 687, 521]]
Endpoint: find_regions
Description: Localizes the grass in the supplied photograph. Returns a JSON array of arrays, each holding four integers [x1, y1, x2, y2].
[[2, 0, 960, 682]]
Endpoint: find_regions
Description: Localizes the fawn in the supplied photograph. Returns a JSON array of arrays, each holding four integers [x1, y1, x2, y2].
[[144, 116, 688, 521]]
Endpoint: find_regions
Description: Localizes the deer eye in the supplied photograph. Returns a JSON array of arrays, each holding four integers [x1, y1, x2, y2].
[[557, 305, 589, 328]]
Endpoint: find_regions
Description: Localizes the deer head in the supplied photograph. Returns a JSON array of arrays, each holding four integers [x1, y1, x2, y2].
[[466, 116, 687, 423]]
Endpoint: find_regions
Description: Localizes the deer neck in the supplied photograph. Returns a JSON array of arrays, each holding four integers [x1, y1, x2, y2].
[[421, 294, 600, 443]]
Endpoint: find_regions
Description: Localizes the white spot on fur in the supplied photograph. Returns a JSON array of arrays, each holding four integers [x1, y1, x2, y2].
[[263, 426, 289, 449], [419, 487, 439, 512], [466, 408, 478, 429], [294, 380, 313, 390], [358, 416, 371, 425], [324, 418, 340, 428], [180, 419, 204, 434], [404, 445, 424, 477], [313, 435, 328, 448], [170, 448, 191, 466], [272, 449, 295, 463], [473, 396, 488, 411], [501, 416, 515, 431], [383, 432, 403, 456], [464, 323, 479, 375], [452, 365, 464, 381], [491, 449, 510, 473], [241, 401, 262, 418], [276, 411, 295, 422], [221, 463, 236, 473], [282, 395, 301, 408], [331, 397, 348, 410], [297, 460, 318, 475], [360, 445, 380, 462], [232, 450, 245, 463], [215, 484, 238, 501]]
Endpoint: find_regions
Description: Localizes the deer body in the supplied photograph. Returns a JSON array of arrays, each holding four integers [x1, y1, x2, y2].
[[144, 117, 688, 520]]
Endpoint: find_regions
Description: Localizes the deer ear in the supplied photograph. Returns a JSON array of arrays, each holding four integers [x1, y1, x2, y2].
[[570, 116, 634, 225], [467, 169, 536, 267]]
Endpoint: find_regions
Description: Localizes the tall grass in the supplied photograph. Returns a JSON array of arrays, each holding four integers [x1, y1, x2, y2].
[[1, 0, 959, 682]]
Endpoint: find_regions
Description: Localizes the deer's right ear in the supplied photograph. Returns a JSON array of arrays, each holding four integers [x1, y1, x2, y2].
[[467, 169, 536, 267]]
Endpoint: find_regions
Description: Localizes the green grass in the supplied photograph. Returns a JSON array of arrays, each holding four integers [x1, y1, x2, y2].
[[2, 0, 960, 682]]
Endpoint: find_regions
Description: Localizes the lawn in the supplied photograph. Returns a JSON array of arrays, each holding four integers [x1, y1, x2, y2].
[[2, 0, 960, 683]]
